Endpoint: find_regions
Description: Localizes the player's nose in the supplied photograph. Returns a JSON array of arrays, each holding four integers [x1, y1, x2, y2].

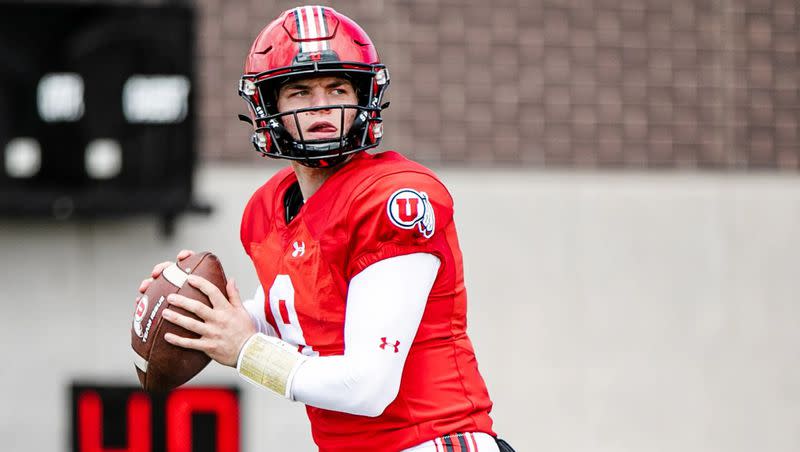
[[308, 90, 333, 112]]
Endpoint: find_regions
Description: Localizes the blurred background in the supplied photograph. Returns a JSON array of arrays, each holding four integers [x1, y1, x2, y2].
[[1, 0, 798, 451]]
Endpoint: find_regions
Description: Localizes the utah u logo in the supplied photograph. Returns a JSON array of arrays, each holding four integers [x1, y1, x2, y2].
[[132, 295, 148, 337], [395, 197, 420, 222], [386, 188, 436, 238], [135, 296, 148, 320]]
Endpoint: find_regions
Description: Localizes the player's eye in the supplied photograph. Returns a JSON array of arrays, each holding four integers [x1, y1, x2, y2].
[[288, 89, 308, 97]]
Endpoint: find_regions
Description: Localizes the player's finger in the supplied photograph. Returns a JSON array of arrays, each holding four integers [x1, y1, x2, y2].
[[167, 294, 213, 320], [177, 249, 195, 260], [163, 332, 205, 352], [186, 275, 226, 309], [138, 277, 153, 294], [226, 278, 243, 308], [162, 309, 209, 336], [151, 261, 173, 278]]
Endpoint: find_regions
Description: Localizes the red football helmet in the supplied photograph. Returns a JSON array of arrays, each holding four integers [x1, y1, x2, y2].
[[239, 6, 390, 168]]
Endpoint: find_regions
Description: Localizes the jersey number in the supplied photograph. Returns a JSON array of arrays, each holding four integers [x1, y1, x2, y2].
[[268, 275, 318, 356]]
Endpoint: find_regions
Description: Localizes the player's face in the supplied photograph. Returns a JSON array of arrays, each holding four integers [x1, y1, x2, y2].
[[276, 76, 358, 141]]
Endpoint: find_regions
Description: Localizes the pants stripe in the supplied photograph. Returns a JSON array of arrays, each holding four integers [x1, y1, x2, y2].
[[468, 432, 479, 451], [443, 435, 455, 452], [457, 434, 468, 452]]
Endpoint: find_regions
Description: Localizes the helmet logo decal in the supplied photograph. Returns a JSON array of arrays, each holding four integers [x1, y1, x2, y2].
[[293, 6, 330, 53], [386, 189, 436, 238]]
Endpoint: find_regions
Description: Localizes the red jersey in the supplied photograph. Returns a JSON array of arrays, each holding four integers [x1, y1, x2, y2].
[[240, 151, 494, 451]]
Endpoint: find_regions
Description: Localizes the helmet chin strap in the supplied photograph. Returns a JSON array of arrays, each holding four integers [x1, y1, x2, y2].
[[291, 137, 351, 153], [288, 136, 352, 168]]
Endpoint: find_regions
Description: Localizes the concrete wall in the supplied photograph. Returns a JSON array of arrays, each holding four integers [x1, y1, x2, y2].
[[1, 163, 798, 452]]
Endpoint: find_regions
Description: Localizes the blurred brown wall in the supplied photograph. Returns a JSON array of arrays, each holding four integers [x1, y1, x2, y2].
[[197, 0, 799, 169]]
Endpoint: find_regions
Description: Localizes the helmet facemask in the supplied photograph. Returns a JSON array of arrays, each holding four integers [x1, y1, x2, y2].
[[239, 61, 390, 168]]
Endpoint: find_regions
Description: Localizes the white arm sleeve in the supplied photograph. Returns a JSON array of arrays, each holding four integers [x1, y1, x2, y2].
[[242, 284, 277, 337], [290, 252, 441, 417]]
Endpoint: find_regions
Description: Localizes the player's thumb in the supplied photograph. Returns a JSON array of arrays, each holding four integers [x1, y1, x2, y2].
[[226, 277, 243, 307]]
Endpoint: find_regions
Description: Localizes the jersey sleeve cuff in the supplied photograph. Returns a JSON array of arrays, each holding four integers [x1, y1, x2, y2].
[[348, 244, 443, 280]]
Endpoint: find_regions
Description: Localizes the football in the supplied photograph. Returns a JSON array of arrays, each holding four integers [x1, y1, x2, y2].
[[131, 252, 227, 392]]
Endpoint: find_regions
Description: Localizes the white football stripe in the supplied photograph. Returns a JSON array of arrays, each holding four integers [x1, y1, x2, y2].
[[162, 262, 188, 288], [133, 349, 149, 372]]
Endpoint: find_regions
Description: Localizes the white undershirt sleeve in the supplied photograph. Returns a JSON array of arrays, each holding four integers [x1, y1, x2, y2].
[[242, 284, 277, 337], [290, 252, 441, 417]]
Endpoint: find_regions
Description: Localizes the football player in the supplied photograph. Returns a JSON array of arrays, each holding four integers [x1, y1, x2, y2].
[[139, 6, 515, 452]]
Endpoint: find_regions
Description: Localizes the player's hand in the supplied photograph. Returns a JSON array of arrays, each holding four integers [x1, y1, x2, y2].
[[137, 249, 195, 294], [161, 275, 256, 367]]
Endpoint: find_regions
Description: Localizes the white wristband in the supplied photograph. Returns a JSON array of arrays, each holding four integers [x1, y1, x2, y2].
[[236, 333, 307, 399]]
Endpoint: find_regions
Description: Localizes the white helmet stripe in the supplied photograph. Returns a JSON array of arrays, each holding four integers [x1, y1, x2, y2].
[[303, 5, 319, 52], [316, 5, 328, 50]]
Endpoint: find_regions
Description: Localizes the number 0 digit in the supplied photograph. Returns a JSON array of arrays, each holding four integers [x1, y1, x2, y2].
[[268, 274, 317, 356]]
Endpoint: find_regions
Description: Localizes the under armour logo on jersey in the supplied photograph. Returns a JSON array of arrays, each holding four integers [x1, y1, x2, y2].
[[379, 337, 400, 353], [386, 188, 435, 238], [292, 241, 305, 257]]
